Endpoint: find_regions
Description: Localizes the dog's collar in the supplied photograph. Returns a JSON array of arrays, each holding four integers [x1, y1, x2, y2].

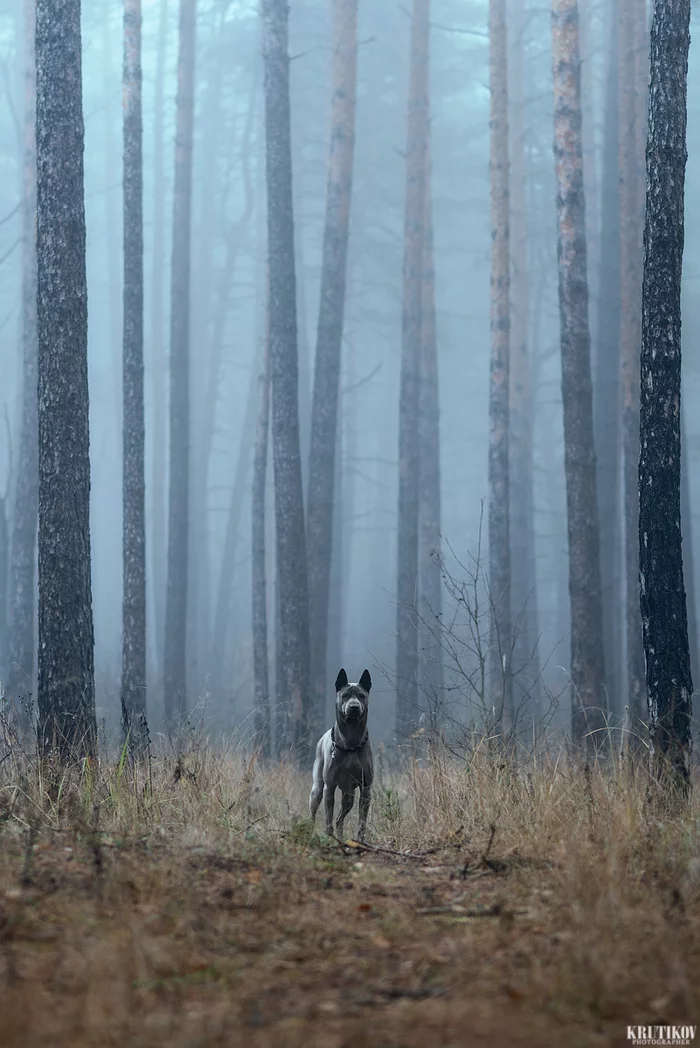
[[331, 723, 368, 755]]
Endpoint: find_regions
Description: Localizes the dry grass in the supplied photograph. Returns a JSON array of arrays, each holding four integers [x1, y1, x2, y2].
[[0, 741, 699, 1046]]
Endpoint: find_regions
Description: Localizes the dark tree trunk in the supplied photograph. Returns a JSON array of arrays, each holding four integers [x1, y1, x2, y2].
[[149, 0, 169, 679], [418, 137, 443, 717], [594, 6, 622, 721], [639, 0, 692, 793], [396, 0, 429, 739], [681, 411, 699, 691], [551, 0, 607, 752], [122, 0, 147, 748], [36, 0, 97, 759], [306, 0, 359, 741], [164, 0, 196, 726], [509, 0, 540, 729], [488, 0, 512, 731], [262, 0, 311, 759], [619, 0, 647, 742], [7, 0, 38, 711], [252, 327, 271, 758]]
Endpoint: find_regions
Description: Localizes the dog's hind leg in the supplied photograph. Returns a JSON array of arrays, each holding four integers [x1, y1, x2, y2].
[[358, 784, 371, 841], [335, 791, 355, 841]]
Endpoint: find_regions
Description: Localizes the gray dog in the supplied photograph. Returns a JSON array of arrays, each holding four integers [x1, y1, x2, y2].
[[309, 668, 373, 840]]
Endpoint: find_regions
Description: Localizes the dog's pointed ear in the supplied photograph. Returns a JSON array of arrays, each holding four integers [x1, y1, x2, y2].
[[335, 668, 349, 692], [359, 669, 372, 693]]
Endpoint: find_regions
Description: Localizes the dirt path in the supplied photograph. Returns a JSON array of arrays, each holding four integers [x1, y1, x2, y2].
[[0, 827, 656, 1046]]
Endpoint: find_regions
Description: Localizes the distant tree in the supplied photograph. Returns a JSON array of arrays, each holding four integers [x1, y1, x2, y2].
[[418, 133, 443, 711], [252, 315, 271, 759], [551, 0, 607, 751], [164, 0, 196, 726], [150, 0, 170, 677], [122, 0, 147, 749], [594, 6, 622, 719], [508, 0, 540, 726], [619, 0, 647, 742], [396, 0, 429, 739], [639, 0, 692, 793], [7, 0, 38, 714], [488, 0, 512, 730], [36, 0, 97, 758], [261, 0, 311, 757], [306, 0, 359, 741]]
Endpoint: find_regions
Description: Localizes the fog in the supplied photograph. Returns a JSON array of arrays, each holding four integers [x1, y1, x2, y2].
[[0, 0, 698, 747]]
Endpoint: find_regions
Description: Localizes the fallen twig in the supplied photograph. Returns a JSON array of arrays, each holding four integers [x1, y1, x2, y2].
[[339, 826, 464, 860]]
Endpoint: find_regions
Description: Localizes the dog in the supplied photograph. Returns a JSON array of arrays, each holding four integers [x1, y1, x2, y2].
[[309, 668, 373, 840]]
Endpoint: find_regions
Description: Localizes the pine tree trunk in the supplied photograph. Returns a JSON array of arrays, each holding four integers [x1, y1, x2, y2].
[[306, 0, 359, 741], [681, 411, 699, 691], [418, 137, 443, 718], [36, 0, 97, 759], [619, 0, 647, 743], [122, 0, 147, 747], [551, 0, 607, 752], [252, 325, 271, 758], [164, 0, 196, 726], [7, 0, 38, 712], [396, 0, 429, 739], [509, 0, 540, 729], [594, 6, 622, 721], [488, 0, 512, 731], [639, 0, 692, 793], [262, 0, 311, 759], [149, 0, 169, 680]]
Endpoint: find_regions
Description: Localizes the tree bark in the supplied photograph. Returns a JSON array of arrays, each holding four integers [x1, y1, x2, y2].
[[619, 0, 647, 742], [36, 0, 97, 759], [306, 0, 359, 741], [122, 0, 147, 748], [418, 136, 443, 717], [7, 0, 38, 711], [639, 0, 692, 793], [164, 0, 196, 726], [488, 0, 512, 731], [262, 0, 311, 759], [252, 319, 271, 758], [594, 6, 622, 721], [149, 0, 169, 680], [396, 0, 429, 739], [551, 0, 607, 752], [508, 0, 540, 730]]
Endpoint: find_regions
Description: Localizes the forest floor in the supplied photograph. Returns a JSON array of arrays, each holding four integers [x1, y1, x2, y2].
[[0, 747, 699, 1047]]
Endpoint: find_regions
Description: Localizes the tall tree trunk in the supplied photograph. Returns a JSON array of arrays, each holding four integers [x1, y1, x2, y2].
[[7, 0, 37, 711], [551, 0, 607, 752], [149, 0, 169, 680], [252, 323, 271, 758], [620, 0, 648, 742], [122, 0, 147, 747], [639, 0, 692, 793], [594, 6, 622, 721], [418, 136, 443, 718], [306, 0, 359, 741], [262, 0, 311, 759], [509, 0, 540, 730], [681, 411, 698, 691], [36, 0, 97, 759], [164, 0, 196, 726], [489, 0, 512, 731], [102, 10, 123, 423], [396, 0, 429, 739]]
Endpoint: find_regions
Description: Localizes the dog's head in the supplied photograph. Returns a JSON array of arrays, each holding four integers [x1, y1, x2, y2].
[[335, 668, 372, 726]]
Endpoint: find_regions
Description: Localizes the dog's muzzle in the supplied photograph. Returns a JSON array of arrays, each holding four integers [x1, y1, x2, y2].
[[344, 699, 363, 721]]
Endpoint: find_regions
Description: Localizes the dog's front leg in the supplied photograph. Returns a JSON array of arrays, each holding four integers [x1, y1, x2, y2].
[[335, 791, 355, 841], [358, 784, 371, 840], [323, 784, 336, 837]]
